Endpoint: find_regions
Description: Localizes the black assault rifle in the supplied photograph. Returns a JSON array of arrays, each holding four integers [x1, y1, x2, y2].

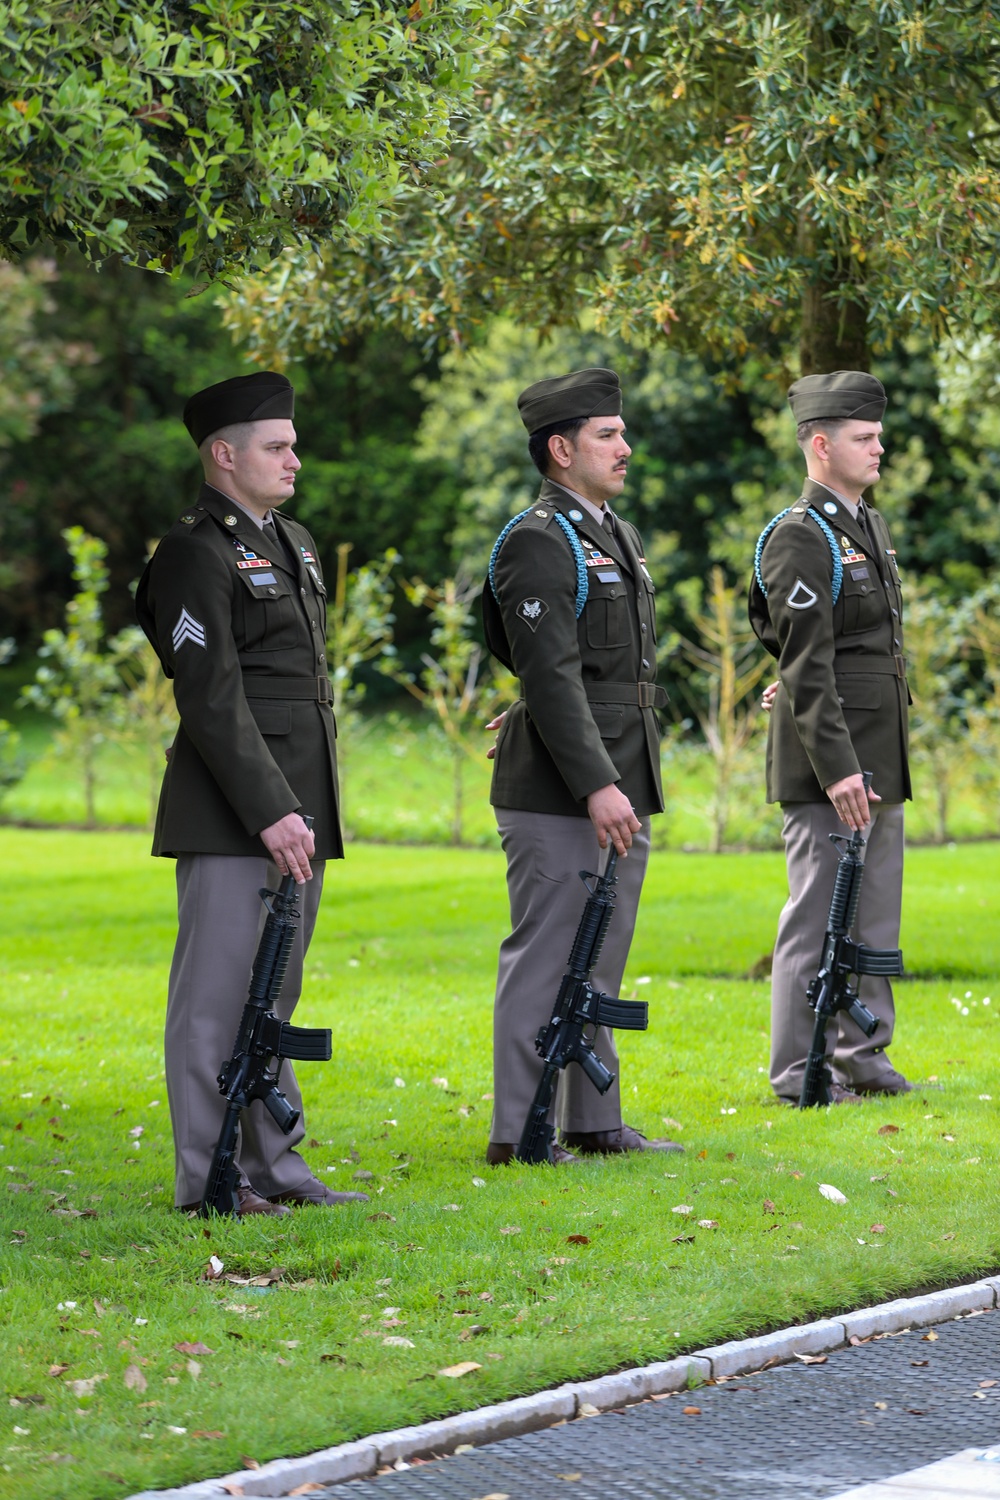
[[515, 849, 649, 1164], [798, 774, 904, 1108], [200, 818, 332, 1216]]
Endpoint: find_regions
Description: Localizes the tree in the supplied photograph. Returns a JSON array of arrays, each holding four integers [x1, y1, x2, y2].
[[19, 528, 130, 826], [230, 1, 1000, 373], [1, 0, 511, 281], [381, 575, 514, 843], [675, 567, 769, 852]]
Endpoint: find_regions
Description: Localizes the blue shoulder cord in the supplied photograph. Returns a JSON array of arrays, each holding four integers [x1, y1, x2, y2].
[[488, 508, 590, 618], [754, 507, 844, 605]]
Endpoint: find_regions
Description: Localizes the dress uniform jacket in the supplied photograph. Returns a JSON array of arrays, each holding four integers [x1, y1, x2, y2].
[[482, 478, 665, 815], [748, 478, 911, 805], [135, 483, 343, 860]]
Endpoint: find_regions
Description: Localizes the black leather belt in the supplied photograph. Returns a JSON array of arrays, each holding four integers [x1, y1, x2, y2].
[[584, 681, 667, 708], [244, 676, 333, 703], [836, 656, 907, 679]]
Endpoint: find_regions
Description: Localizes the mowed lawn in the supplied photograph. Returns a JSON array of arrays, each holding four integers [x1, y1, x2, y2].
[[1, 830, 998, 1500]]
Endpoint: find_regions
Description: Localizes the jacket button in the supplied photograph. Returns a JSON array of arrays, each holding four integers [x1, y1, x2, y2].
[[300, 587, 307, 596], [642, 658, 650, 670], [641, 622, 647, 634], [894, 638, 901, 647], [860, 585, 868, 594], [838, 695, 845, 704], [268, 587, 277, 596], [608, 589, 617, 598], [891, 608, 899, 617]]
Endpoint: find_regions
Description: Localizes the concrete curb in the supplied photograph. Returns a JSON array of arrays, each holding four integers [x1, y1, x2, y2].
[[129, 1277, 999, 1499]]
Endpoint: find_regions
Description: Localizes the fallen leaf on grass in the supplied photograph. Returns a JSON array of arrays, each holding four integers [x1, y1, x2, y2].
[[762, 1199, 776, 1213], [123, 1365, 147, 1392], [203, 1256, 224, 1280], [877, 1124, 900, 1136], [942, 1232, 956, 1241], [459, 1325, 489, 1341], [499, 1225, 521, 1235], [697, 1220, 719, 1230], [671, 1234, 694, 1244], [682, 1405, 701, 1415], [671, 1205, 692, 1215], [438, 1361, 481, 1378], [566, 1234, 590, 1245], [383, 1336, 415, 1348], [819, 1184, 847, 1204], [192, 1430, 225, 1440], [793, 1353, 827, 1365], [48, 1364, 70, 1378], [187, 1360, 201, 1379], [870, 1224, 886, 1234], [367, 1212, 396, 1222], [68, 1375, 107, 1397], [174, 1342, 214, 1357]]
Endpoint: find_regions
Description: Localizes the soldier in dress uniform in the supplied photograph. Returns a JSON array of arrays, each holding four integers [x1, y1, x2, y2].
[[136, 372, 369, 1214], [481, 367, 682, 1164], [748, 371, 914, 1104]]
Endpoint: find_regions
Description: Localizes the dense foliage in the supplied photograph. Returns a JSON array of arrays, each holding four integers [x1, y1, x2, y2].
[[226, 0, 1000, 372], [0, 0, 509, 279]]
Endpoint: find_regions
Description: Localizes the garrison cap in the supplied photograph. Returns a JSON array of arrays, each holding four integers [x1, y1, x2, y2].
[[183, 372, 295, 447], [517, 367, 622, 434], [788, 370, 886, 424]]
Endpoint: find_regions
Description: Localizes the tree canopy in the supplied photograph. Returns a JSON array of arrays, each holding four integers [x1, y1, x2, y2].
[[227, 0, 1000, 371], [0, 0, 508, 280]]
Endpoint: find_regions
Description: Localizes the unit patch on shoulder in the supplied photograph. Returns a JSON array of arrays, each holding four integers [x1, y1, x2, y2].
[[172, 607, 206, 651], [786, 579, 819, 610], [517, 597, 549, 631]]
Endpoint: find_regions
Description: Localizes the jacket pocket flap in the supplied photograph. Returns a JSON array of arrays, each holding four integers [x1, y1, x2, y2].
[[591, 706, 624, 739], [835, 673, 881, 711], [248, 702, 292, 735]]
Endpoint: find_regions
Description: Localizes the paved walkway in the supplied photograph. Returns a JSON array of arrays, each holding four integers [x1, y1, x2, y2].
[[324, 1310, 1000, 1499], [137, 1288, 1000, 1500]]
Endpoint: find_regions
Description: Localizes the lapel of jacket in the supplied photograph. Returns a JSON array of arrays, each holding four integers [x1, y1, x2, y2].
[[801, 479, 871, 560], [198, 485, 271, 562], [540, 479, 629, 570]]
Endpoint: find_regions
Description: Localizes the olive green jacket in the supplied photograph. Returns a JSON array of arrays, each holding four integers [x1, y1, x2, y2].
[[482, 479, 665, 818], [748, 478, 911, 805], [135, 484, 343, 859]]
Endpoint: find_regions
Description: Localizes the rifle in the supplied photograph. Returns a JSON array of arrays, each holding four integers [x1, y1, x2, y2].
[[515, 849, 649, 1164], [200, 818, 332, 1216], [798, 774, 904, 1108]]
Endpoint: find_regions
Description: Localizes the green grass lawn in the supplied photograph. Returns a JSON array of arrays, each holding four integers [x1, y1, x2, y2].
[[1, 831, 999, 1500]]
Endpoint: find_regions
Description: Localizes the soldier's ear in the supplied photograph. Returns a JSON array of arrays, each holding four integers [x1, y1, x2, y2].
[[547, 433, 574, 471]]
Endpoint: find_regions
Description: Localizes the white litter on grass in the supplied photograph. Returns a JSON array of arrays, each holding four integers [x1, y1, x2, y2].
[[819, 1184, 847, 1204]]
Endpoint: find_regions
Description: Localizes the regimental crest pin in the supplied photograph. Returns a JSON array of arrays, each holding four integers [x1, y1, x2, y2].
[[517, 597, 549, 631], [224, 514, 238, 527], [786, 578, 818, 610]]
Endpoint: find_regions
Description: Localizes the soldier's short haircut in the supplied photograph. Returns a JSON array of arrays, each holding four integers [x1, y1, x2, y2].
[[796, 417, 848, 450], [199, 422, 254, 459], [527, 416, 588, 476]]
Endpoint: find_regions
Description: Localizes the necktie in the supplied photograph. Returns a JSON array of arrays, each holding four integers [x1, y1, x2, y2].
[[602, 510, 616, 540], [262, 518, 290, 570], [856, 505, 874, 551]]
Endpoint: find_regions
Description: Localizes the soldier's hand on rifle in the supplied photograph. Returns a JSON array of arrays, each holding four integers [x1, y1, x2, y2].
[[261, 812, 316, 883], [587, 783, 641, 855], [825, 772, 880, 832]]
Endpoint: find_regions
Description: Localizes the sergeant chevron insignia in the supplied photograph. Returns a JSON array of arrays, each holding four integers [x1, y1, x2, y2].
[[172, 607, 207, 651], [517, 597, 549, 631], [786, 578, 819, 610]]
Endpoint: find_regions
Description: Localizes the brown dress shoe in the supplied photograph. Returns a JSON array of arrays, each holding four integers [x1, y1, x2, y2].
[[561, 1124, 683, 1154], [486, 1141, 579, 1166], [178, 1183, 291, 1216], [270, 1179, 370, 1206], [827, 1082, 865, 1105], [850, 1067, 913, 1096]]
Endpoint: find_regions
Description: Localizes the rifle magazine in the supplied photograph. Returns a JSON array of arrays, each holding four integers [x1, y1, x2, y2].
[[595, 996, 649, 1031], [277, 1021, 333, 1061], [855, 945, 904, 977]]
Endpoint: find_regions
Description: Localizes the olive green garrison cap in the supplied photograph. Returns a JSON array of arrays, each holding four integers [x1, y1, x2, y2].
[[788, 370, 886, 423], [517, 367, 622, 434]]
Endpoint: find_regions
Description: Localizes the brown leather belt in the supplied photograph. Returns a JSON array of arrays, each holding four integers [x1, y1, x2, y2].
[[243, 675, 333, 703], [584, 681, 667, 708], [835, 656, 907, 679]]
